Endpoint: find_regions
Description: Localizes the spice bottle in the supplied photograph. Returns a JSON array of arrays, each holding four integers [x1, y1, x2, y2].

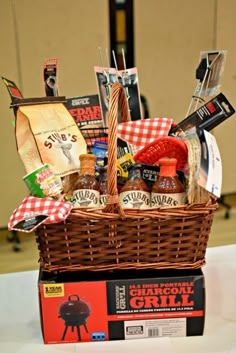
[[72, 154, 100, 207], [119, 163, 150, 209], [151, 158, 186, 207], [99, 166, 108, 207]]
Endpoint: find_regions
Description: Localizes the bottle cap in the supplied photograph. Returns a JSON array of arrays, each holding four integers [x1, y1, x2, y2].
[[79, 153, 96, 162], [79, 154, 96, 175], [158, 158, 177, 177]]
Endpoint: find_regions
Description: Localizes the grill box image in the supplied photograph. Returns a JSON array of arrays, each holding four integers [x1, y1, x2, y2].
[[38, 268, 205, 344], [58, 294, 91, 341]]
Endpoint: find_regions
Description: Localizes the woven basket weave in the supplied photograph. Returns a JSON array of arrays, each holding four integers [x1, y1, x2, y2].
[[35, 82, 218, 273]]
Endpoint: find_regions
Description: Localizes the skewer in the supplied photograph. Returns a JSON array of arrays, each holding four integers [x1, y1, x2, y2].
[[105, 48, 110, 68], [98, 46, 104, 67], [122, 48, 127, 70], [112, 50, 119, 70], [98, 47, 111, 102], [121, 48, 130, 100]]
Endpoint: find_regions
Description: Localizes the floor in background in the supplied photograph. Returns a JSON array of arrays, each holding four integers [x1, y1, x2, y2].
[[0, 195, 236, 274]]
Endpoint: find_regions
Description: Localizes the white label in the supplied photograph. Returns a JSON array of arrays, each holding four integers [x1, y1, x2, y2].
[[72, 189, 100, 207], [198, 129, 222, 198], [124, 318, 186, 339], [151, 192, 186, 207], [119, 190, 150, 209], [41, 176, 62, 196]]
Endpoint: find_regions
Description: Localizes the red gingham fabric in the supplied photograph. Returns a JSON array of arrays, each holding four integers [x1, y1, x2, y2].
[[117, 117, 174, 152], [8, 196, 73, 232]]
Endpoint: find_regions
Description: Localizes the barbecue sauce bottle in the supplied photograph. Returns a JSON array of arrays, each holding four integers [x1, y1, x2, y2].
[[72, 154, 100, 207], [151, 158, 186, 207], [119, 163, 150, 209], [99, 166, 108, 207]]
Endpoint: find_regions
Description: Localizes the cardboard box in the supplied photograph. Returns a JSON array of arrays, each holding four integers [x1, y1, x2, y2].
[[38, 268, 205, 344]]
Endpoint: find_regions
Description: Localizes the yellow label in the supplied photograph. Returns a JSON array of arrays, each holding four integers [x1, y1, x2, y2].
[[43, 283, 64, 297], [117, 153, 134, 181]]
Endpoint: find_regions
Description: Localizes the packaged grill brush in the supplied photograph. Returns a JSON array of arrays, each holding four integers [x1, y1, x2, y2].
[[43, 58, 59, 97], [94, 48, 142, 125], [185, 50, 227, 118], [195, 50, 227, 98], [170, 93, 235, 135]]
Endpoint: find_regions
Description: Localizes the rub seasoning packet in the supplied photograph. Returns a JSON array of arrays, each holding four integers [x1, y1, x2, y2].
[[13, 97, 87, 177]]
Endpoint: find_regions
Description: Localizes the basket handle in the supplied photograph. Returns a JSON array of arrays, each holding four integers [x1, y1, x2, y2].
[[103, 82, 130, 216]]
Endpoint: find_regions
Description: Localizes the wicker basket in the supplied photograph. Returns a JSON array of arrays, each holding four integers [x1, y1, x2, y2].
[[35, 82, 218, 273]]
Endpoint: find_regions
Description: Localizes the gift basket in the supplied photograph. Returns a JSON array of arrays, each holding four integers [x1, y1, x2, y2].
[[7, 50, 235, 274], [33, 82, 218, 273]]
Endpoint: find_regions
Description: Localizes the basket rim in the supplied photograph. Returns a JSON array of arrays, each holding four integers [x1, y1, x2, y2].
[[38, 198, 218, 223]]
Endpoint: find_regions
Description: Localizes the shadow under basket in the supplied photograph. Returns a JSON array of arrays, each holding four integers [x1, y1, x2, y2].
[[35, 201, 217, 273], [35, 83, 218, 273]]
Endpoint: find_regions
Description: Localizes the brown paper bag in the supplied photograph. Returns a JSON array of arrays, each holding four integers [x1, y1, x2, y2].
[[14, 97, 87, 177]]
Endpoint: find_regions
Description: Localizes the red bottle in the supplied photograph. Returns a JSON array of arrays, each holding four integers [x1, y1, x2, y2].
[[151, 158, 186, 207], [72, 154, 100, 208], [119, 163, 150, 209]]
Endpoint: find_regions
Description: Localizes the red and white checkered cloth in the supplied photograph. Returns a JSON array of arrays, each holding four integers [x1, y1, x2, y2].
[[8, 196, 73, 232], [117, 117, 174, 153]]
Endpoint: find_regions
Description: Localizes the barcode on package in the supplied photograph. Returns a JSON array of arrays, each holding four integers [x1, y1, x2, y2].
[[124, 318, 186, 339], [148, 328, 160, 337]]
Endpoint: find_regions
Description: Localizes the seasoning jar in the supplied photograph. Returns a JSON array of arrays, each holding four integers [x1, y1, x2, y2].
[[119, 163, 150, 209], [151, 158, 186, 207], [72, 154, 100, 207]]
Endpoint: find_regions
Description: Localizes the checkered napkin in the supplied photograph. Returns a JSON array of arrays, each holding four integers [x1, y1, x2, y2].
[[117, 117, 174, 152], [8, 196, 73, 232]]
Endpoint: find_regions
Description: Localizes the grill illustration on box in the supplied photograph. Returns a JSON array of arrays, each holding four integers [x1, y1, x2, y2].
[[58, 294, 91, 341], [39, 269, 205, 344]]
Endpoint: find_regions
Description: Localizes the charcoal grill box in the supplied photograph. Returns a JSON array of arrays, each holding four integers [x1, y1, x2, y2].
[[38, 268, 205, 344]]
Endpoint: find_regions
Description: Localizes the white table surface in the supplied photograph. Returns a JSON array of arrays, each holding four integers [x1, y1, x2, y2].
[[0, 244, 236, 353]]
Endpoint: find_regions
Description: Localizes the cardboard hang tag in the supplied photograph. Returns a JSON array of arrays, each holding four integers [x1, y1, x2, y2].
[[8, 196, 73, 233], [198, 129, 222, 198]]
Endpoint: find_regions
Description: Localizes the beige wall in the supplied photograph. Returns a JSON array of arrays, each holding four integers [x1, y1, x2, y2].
[[0, 0, 109, 227], [0, 0, 27, 228], [134, 0, 236, 194], [1, 0, 236, 226], [134, 0, 216, 119], [214, 0, 236, 194]]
